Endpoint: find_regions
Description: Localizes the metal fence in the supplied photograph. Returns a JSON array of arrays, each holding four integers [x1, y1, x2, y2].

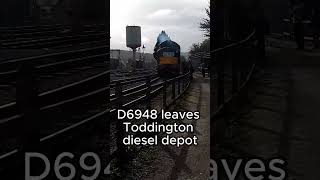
[[210, 30, 258, 148], [108, 72, 193, 165], [0, 49, 108, 176], [0, 61, 192, 175], [211, 30, 257, 117]]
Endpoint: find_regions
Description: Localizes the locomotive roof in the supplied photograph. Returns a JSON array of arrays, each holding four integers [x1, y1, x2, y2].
[[160, 40, 180, 48], [157, 31, 171, 44], [154, 31, 180, 53]]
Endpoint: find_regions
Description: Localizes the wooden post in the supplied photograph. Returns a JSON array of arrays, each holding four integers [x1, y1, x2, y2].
[[16, 63, 40, 152], [171, 80, 176, 100], [15, 62, 40, 177], [163, 80, 167, 108], [177, 77, 181, 95], [217, 54, 225, 106]]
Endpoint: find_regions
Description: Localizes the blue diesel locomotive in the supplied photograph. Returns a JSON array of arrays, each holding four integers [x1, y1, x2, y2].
[[153, 31, 180, 77]]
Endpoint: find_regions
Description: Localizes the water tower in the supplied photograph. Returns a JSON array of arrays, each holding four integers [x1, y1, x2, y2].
[[126, 26, 141, 69]]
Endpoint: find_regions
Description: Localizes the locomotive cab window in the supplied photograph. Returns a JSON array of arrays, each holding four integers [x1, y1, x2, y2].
[[163, 52, 175, 57]]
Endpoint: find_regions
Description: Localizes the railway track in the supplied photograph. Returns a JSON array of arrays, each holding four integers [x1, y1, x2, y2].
[[0, 70, 191, 179], [0, 45, 108, 105], [0, 68, 169, 178], [0, 24, 106, 49], [0, 24, 107, 177], [0, 25, 191, 176], [0, 61, 107, 105], [0, 65, 159, 151], [0, 43, 108, 150], [0, 56, 191, 177], [0, 45, 107, 81], [0, 24, 105, 38], [1, 33, 106, 49]]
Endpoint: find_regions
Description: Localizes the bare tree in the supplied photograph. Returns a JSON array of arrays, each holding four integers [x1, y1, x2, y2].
[[200, 2, 210, 37]]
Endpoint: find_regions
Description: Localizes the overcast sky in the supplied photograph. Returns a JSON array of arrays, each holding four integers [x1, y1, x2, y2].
[[110, 0, 208, 53]]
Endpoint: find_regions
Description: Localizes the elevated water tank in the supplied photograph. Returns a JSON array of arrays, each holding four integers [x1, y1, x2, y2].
[[126, 26, 141, 49]]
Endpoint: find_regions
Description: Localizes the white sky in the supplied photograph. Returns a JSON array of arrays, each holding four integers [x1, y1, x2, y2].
[[110, 0, 208, 53]]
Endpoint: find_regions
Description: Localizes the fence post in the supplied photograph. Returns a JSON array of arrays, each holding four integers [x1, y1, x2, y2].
[[177, 77, 181, 95], [16, 63, 40, 152], [145, 77, 151, 109], [15, 63, 40, 177], [217, 52, 225, 106], [171, 79, 176, 100], [115, 82, 127, 160], [163, 80, 167, 108]]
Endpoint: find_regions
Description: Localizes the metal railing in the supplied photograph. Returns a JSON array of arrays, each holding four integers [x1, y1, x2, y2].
[[210, 30, 259, 148], [212, 30, 257, 116], [108, 72, 193, 165], [0, 48, 109, 175], [186, 33, 257, 116], [0, 57, 192, 175]]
